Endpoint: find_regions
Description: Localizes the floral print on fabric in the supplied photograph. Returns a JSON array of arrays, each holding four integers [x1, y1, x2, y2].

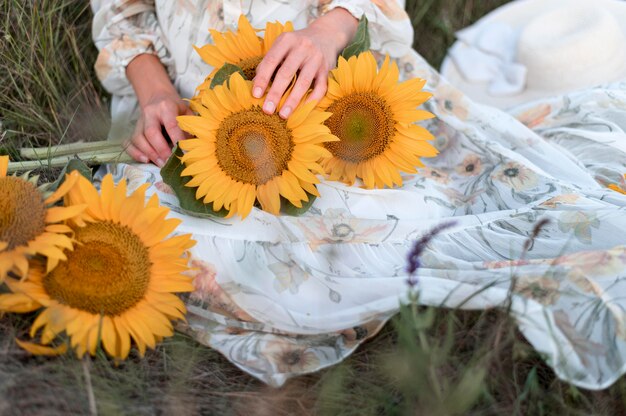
[[96, 1, 626, 391]]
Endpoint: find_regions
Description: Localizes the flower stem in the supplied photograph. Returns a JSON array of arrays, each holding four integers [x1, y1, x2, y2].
[[7, 151, 133, 173], [20, 140, 125, 160]]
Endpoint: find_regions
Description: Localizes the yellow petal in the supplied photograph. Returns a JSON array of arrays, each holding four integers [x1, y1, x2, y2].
[[15, 339, 67, 356], [353, 52, 376, 92], [0, 293, 41, 313], [265, 179, 281, 215], [101, 316, 118, 358], [109, 177, 128, 222], [41, 315, 65, 345], [287, 160, 319, 184], [208, 30, 244, 64], [287, 101, 317, 130], [85, 324, 100, 356], [113, 316, 132, 360], [145, 292, 187, 320], [394, 109, 436, 123], [334, 56, 353, 93], [46, 204, 87, 223], [119, 314, 154, 357], [177, 115, 216, 140], [278, 171, 307, 202], [44, 224, 73, 234], [298, 179, 320, 197], [264, 20, 293, 51], [141, 218, 182, 247], [193, 44, 228, 68], [136, 303, 173, 338], [232, 184, 252, 219], [0, 155, 8, 177], [44, 171, 80, 204]]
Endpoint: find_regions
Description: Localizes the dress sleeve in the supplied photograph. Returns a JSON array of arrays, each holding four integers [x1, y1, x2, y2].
[[324, 0, 414, 58], [91, 0, 175, 96]]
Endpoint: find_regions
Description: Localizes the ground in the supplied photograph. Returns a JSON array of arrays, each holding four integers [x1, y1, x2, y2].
[[1, 1, 625, 414]]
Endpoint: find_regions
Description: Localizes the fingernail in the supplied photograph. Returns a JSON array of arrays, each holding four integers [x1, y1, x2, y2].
[[139, 156, 149, 164], [279, 106, 291, 119], [253, 87, 263, 98], [156, 158, 165, 167], [263, 101, 275, 114]]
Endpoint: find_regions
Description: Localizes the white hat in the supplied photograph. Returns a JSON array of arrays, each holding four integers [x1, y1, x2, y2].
[[440, 0, 626, 110]]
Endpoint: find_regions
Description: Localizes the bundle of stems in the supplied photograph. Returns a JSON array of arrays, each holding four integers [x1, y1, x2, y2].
[[8, 140, 133, 173]]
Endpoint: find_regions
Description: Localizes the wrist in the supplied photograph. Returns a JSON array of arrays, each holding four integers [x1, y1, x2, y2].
[[126, 54, 178, 108], [310, 7, 359, 54]]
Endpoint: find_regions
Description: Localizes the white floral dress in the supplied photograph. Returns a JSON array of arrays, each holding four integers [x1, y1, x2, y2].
[[92, 0, 626, 389]]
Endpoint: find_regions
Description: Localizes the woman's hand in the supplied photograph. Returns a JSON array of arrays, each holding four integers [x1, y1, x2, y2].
[[125, 54, 192, 166], [126, 90, 192, 166], [252, 8, 358, 119]]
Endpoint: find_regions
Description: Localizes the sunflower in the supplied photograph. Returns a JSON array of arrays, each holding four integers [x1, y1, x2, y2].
[[0, 155, 84, 281], [177, 72, 337, 218], [193, 15, 293, 96], [318, 52, 438, 188], [0, 174, 195, 359]]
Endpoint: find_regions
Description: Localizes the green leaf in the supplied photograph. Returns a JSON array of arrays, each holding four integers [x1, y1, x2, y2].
[[209, 63, 246, 89], [50, 158, 93, 191], [341, 15, 370, 59], [160, 145, 228, 218], [280, 193, 317, 216]]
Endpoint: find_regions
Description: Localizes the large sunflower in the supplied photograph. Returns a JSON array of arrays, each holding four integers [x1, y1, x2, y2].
[[0, 155, 84, 281], [0, 174, 195, 359], [194, 15, 293, 92], [318, 52, 438, 188], [177, 72, 337, 218]]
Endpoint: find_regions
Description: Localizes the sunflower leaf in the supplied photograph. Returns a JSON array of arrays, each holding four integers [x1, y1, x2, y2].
[[280, 193, 317, 216], [341, 15, 370, 60], [210, 63, 246, 89], [160, 145, 229, 218], [49, 158, 93, 191]]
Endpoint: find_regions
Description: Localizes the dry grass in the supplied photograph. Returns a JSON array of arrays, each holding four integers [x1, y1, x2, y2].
[[0, 0, 109, 156], [1, 1, 626, 415], [2, 306, 624, 415]]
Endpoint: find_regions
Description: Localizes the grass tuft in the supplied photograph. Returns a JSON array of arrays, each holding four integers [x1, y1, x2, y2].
[[0, 0, 109, 157]]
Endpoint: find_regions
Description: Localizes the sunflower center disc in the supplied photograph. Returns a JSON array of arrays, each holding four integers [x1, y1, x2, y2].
[[324, 92, 396, 163], [43, 221, 152, 316], [0, 177, 46, 250], [216, 106, 294, 185], [238, 55, 263, 80]]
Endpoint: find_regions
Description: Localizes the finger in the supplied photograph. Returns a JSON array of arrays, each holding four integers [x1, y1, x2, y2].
[[252, 34, 294, 99], [143, 116, 173, 166], [263, 52, 305, 115], [123, 141, 149, 164], [130, 133, 160, 165], [306, 69, 329, 104], [162, 111, 186, 146], [125, 118, 150, 163], [279, 56, 321, 119]]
